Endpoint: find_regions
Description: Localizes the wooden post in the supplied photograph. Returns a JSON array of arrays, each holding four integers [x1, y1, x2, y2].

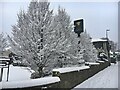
[[7, 64, 10, 81], [0, 68, 3, 82]]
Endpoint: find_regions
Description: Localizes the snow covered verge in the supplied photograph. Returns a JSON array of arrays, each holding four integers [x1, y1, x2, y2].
[[1, 65, 34, 82], [0, 65, 60, 89], [97, 60, 105, 63], [1, 77, 60, 89], [52, 66, 90, 73], [85, 62, 100, 65]]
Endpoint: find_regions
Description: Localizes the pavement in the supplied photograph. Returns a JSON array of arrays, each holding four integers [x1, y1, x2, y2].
[[74, 62, 118, 88]]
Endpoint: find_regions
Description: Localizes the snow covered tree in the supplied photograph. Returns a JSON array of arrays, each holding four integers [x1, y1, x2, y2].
[[80, 31, 98, 62], [0, 33, 8, 54], [51, 7, 73, 67], [8, 0, 87, 78], [77, 38, 85, 66], [8, 1, 55, 77], [92, 46, 98, 61], [52, 7, 84, 67]]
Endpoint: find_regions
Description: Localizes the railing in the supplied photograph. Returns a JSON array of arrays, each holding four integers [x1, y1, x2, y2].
[[0, 58, 11, 82]]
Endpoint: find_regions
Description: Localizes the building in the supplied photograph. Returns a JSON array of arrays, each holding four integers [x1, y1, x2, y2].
[[92, 38, 110, 60]]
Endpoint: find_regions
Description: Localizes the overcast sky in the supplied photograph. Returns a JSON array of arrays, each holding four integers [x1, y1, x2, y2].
[[0, 0, 118, 43]]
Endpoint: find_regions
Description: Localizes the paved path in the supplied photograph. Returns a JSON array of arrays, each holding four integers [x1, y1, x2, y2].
[[74, 62, 118, 88]]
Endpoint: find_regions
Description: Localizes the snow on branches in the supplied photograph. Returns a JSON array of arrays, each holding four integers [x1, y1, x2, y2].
[[80, 32, 98, 62], [8, 0, 98, 78], [9, 1, 54, 77]]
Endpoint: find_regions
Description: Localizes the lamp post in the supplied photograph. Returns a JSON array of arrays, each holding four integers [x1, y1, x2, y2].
[[106, 29, 110, 64], [106, 29, 110, 39]]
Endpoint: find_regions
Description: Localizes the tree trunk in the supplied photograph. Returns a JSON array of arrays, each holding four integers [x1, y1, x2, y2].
[[38, 66, 44, 77]]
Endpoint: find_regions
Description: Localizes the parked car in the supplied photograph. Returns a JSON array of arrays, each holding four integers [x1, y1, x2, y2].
[[117, 54, 120, 61], [110, 54, 116, 64], [99, 52, 108, 60]]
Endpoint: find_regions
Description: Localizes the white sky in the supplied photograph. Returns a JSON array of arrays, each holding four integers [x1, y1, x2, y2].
[[0, 0, 118, 43]]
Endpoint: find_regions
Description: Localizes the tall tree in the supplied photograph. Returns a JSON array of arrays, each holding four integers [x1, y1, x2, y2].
[[9, 1, 86, 78], [52, 7, 84, 67], [9, 1, 54, 77]]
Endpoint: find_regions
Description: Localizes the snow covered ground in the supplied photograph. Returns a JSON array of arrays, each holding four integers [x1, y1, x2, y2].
[[74, 62, 118, 88], [0, 65, 60, 89], [52, 66, 90, 74], [0, 65, 34, 82], [1, 77, 60, 89]]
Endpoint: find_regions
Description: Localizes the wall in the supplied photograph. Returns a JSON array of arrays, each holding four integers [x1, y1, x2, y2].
[[51, 61, 110, 88], [2, 61, 110, 90]]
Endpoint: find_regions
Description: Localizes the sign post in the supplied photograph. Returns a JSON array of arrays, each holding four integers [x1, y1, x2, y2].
[[74, 19, 84, 37]]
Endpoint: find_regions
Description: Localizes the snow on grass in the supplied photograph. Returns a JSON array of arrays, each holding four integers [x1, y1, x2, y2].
[[91, 38, 107, 42], [85, 62, 100, 65], [0, 58, 10, 61], [0, 65, 60, 89], [103, 58, 109, 61], [97, 61, 105, 63], [74, 62, 118, 88], [52, 66, 90, 73], [0, 65, 34, 82], [1, 77, 60, 89]]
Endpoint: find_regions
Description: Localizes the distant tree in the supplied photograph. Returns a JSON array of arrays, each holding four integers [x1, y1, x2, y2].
[[109, 40, 117, 52], [80, 32, 98, 62], [0, 33, 7, 54]]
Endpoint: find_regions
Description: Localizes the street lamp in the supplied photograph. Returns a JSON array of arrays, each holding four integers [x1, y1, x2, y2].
[[106, 29, 110, 65], [106, 29, 110, 39]]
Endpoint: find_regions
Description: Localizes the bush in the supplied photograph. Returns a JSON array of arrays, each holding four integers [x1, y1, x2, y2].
[[13, 62, 28, 67], [31, 72, 41, 79]]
